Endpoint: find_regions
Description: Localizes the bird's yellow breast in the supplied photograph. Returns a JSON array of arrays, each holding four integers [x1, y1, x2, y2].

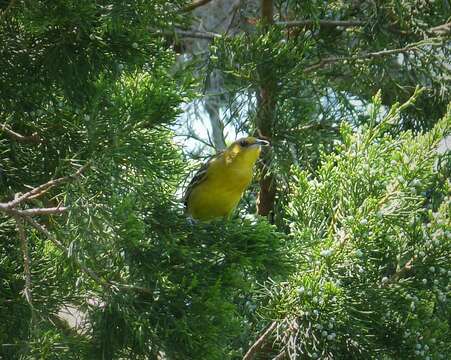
[[186, 147, 260, 220]]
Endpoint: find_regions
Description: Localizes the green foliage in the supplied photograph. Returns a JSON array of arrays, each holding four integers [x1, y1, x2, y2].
[[262, 93, 450, 359], [204, 1, 449, 227], [1, 1, 450, 359], [1, 3, 291, 358], [85, 215, 289, 359]]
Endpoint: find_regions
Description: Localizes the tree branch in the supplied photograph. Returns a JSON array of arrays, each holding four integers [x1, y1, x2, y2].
[[256, 0, 277, 220], [261, 0, 274, 25], [110, 282, 153, 295], [273, 350, 287, 360], [382, 256, 416, 287], [0, 162, 90, 209], [1, 160, 153, 297], [0, 204, 68, 217], [20, 206, 69, 216], [276, 19, 364, 28], [429, 21, 451, 35], [175, 29, 221, 40], [153, 28, 221, 40], [182, 0, 215, 12], [1, 124, 41, 144], [242, 321, 277, 360], [303, 38, 446, 73], [15, 215, 34, 308]]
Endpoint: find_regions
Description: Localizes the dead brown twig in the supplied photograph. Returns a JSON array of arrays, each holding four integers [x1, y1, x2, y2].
[[382, 257, 416, 287], [242, 321, 277, 360]]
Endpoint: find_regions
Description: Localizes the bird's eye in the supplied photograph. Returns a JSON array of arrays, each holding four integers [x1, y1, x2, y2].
[[239, 139, 248, 147]]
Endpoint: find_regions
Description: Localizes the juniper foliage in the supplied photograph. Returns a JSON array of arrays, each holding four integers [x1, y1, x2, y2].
[[262, 91, 450, 359], [0, 1, 450, 359], [204, 0, 449, 224], [0, 1, 288, 359]]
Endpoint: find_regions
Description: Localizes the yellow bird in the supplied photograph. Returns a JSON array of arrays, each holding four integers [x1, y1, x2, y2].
[[183, 136, 270, 221]]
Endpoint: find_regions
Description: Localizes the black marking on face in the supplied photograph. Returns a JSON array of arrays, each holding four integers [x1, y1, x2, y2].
[[239, 139, 250, 147]]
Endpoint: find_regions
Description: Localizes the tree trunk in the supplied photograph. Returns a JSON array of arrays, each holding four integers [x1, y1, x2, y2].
[[256, 0, 276, 220], [205, 70, 227, 151]]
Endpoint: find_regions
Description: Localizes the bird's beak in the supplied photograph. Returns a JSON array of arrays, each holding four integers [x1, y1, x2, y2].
[[255, 139, 270, 147]]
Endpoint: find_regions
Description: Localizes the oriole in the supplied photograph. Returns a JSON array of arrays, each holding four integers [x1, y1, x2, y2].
[[183, 137, 270, 220]]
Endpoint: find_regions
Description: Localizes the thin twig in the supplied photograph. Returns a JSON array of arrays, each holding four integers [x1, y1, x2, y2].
[[225, 0, 242, 35], [1, 162, 90, 209], [1, 161, 153, 297], [276, 19, 365, 28], [0, 203, 69, 216], [110, 282, 153, 295], [175, 29, 221, 40], [243, 321, 277, 360], [273, 350, 287, 359], [15, 215, 34, 307], [303, 38, 445, 73], [152, 28, 220, 40]]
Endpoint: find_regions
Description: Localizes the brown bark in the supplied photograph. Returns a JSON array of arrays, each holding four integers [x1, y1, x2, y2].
[[256, 0, 276, 220], [256, 87, 276, 218], [261, 0, 273, 22]]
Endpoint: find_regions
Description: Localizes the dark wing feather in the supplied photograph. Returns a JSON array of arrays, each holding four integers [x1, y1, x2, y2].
[[182, 154, 220, 208]]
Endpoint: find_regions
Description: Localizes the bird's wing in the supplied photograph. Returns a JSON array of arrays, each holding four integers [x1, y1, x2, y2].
[[183, 152, 222, 208]]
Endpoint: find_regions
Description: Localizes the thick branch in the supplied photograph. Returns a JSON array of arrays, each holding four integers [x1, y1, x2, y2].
[[276, 19, 364, 28], [242, 321, 277, 360], [1, 124, 41, 144], [303, 38, 445, 73], [182, 0, 214, 12]]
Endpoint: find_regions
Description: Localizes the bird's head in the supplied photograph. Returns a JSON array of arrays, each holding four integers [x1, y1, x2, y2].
[[225, 136, 270, 165]]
